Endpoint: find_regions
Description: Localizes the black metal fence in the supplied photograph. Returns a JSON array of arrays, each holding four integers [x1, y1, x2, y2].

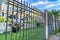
[[0, 0, 45, 40]]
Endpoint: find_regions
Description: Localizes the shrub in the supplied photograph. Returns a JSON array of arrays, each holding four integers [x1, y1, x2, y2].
[[53, 27, 60, 34], [0, 16, 5, 22], [0, 16, 11, 22]]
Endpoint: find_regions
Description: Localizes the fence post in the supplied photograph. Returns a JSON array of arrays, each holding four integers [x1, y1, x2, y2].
[[45, 10, 48, 40]]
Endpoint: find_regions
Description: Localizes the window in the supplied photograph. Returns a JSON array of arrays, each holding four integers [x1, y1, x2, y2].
[[2, 12, 4, 16]]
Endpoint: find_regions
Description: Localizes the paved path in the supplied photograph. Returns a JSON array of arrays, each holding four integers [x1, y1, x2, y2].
[[49, 33, 60, 40]]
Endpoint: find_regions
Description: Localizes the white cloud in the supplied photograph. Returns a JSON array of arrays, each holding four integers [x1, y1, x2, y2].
[[44, 0, 60, 8], [45, 3, 60, 8], [32, 1, 56, 6], [32, 1, 45, 6], [45, 4, 55, 8], [32, 1, 51, 6]]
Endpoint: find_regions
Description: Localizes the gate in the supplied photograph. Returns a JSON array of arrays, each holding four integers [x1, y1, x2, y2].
[[0, 0, 45, 40]]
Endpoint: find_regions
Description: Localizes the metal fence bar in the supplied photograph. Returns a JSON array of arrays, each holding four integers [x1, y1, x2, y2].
[[30, 4, 33, 40], [10, 0, 14, 40], [18, 1, 22, 40], [31, 5, 33, 40], [26, 2, 27, 40], [19, 7, 21, 40], [19, 4, 21, 40], [5, 0, 9, 40], [20, 0, 23, 40], [23, 1, 25, 40], [28, 4, 31, 40], [25, 2, 29, 40], [30, 5, 32, 40], [16, 0, 19, 40]]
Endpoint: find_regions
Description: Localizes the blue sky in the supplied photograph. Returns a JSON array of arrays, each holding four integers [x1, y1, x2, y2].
[[24, 0, 60, 11], [2, 0, 60, 11]]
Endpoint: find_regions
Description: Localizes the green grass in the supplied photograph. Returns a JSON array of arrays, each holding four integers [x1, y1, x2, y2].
[[0, 24, 45, 40], [53, 26, 60, 34]]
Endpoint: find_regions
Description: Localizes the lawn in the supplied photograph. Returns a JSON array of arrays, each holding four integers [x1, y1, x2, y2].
[[0, 24, 45, 40]]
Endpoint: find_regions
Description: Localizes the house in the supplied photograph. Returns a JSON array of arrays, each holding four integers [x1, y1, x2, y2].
[[0, 0, 45, 33]]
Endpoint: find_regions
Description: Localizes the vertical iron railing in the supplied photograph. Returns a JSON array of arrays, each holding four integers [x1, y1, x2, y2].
[[10, 0, 14, 40], [2, 0, 46, 40], [20, 0, 23, 40], [30, 4, 32, 40], [5, 0, 9, 40], [30, 4, 34, 40], [26, 2, 29, 40], [23, 1, 25, 40], [28, 3, 31, 40], [16, 0, 18, 40]]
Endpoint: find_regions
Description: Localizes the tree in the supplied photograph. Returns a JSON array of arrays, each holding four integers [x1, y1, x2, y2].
[[48, 10, 60, 30]]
